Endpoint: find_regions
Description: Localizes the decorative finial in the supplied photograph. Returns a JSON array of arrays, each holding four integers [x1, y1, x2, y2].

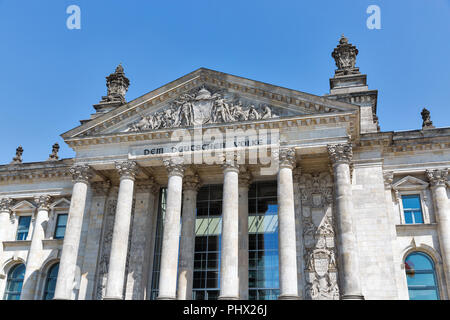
[[421, 108, 435, 130], [11, 146, 23, 164], [48, 143, 60, 161], [101, 63, 130, 104], [332, 35, 360, 77]]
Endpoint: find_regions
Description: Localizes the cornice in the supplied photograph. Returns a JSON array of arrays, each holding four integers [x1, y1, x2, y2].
[[63, 112, 359, 149], [0, 164, 73, 182]]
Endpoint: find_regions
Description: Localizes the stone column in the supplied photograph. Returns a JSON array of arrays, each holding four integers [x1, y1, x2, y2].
[[125, 179, 159, 300], [277, 148, 299, 300], [219, 159, 240, 300], [54, 165, 93, 300], [157, 158, 184, 300], [328, 144, 364, 300], [238, 168, 251, 300], [177, 172, 201, 300], [0, 198, 13, 260], [21, 195, 52, 300], [104, 161, 138, 300], [426, 168, 450, 296]]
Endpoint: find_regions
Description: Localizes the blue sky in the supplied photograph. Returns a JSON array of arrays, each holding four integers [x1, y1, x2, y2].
[[0, 0, 449, 164]]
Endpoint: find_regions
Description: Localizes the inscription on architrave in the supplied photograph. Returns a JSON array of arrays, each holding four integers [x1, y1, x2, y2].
[[299, 172, 339, 300]]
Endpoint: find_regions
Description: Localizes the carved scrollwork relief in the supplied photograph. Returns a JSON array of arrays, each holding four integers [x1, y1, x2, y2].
[[299, 172, 339, 300]]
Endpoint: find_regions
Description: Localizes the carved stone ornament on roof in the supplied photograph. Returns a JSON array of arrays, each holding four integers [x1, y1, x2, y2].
[[11, 146, 23, 164], [47, 143, 60, 161], [127, 87, 279, 132], [100, 64, 130, 104], [332, 35, 360, 77]]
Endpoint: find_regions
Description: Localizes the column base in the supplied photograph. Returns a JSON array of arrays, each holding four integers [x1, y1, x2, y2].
[[278, 294, 300, 300], [218, 296, 240, 300], [341, 295, 365, 300], [157, 295, 177, 300], [103, 296, 123, 300]]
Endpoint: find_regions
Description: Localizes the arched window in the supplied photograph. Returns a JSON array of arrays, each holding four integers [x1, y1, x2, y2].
[[405, 252, 440, 300], [3, 264, 25, 300], [43, 263, 59, 300]]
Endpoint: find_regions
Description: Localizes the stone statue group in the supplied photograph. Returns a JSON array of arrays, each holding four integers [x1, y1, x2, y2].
[[128, 88, 278, 132]]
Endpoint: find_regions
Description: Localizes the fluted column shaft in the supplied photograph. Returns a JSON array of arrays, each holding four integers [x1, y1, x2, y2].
[[158, 159, 184, 300], [54, 165, 92, 300], [177, 173, 200, 300], [104, 161, 138, 300], [328, 144, 364, 300], [21, 196, 52, 300], [277, 148, 299, 300], [0, 198, 13, 260], [219, 162, 240, 300], [238, 170, 251, 300], [427, 169, 450, 296]]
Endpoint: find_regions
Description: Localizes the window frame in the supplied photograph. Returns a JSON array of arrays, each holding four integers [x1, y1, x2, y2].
[[53, 213, 68, 239], [400, 194, 425, 225], [3, 263, 26, 300], [42, 263, 59, 300], [404, 251, 441, 300], [392, 176, 431, 225], [16, 215, 32, 241]]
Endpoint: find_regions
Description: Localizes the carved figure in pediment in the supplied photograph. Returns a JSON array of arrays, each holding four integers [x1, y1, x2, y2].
[[261, 105, 273, 119], [212, 98, 232, 123], [248, 105, 261, 121]]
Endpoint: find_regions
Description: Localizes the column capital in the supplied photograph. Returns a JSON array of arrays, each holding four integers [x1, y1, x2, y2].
[[69, 165, 94, 184], [136, 177, 159, 193], [163, 158, 184, 178], [115, 161, 139, 181], [238, 169, 252, 189], [383, 171, 394, 190], [183, 174, 201, 191], [222, 154, 240, 172], [91, 181, 111, 197], [34, 195, 52, 211], [0, 198, 13, 213], [426, 168, 448, 187], [276, 148, 296, 169], [328, 143, 353, 165]]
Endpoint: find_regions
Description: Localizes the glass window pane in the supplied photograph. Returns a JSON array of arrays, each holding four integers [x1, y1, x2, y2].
[[4, 264, 25, 300], [405, 252, 439, 300], [404, 212, 413, 224], [408, 289, 439, 300], [402, 195, 421, 210], [17, 216, 31, 240], [413, 211, 424, 224]]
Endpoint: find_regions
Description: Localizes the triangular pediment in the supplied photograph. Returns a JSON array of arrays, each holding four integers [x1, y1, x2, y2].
[[392, 176, 429, 190], [61, 68, 360, 139]]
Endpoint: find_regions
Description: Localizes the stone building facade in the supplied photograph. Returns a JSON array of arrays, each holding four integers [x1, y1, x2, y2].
[[0, 36, 449, 300]]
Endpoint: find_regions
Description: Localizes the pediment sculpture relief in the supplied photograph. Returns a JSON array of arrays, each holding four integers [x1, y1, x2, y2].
[[126, 87, 279, 132]]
